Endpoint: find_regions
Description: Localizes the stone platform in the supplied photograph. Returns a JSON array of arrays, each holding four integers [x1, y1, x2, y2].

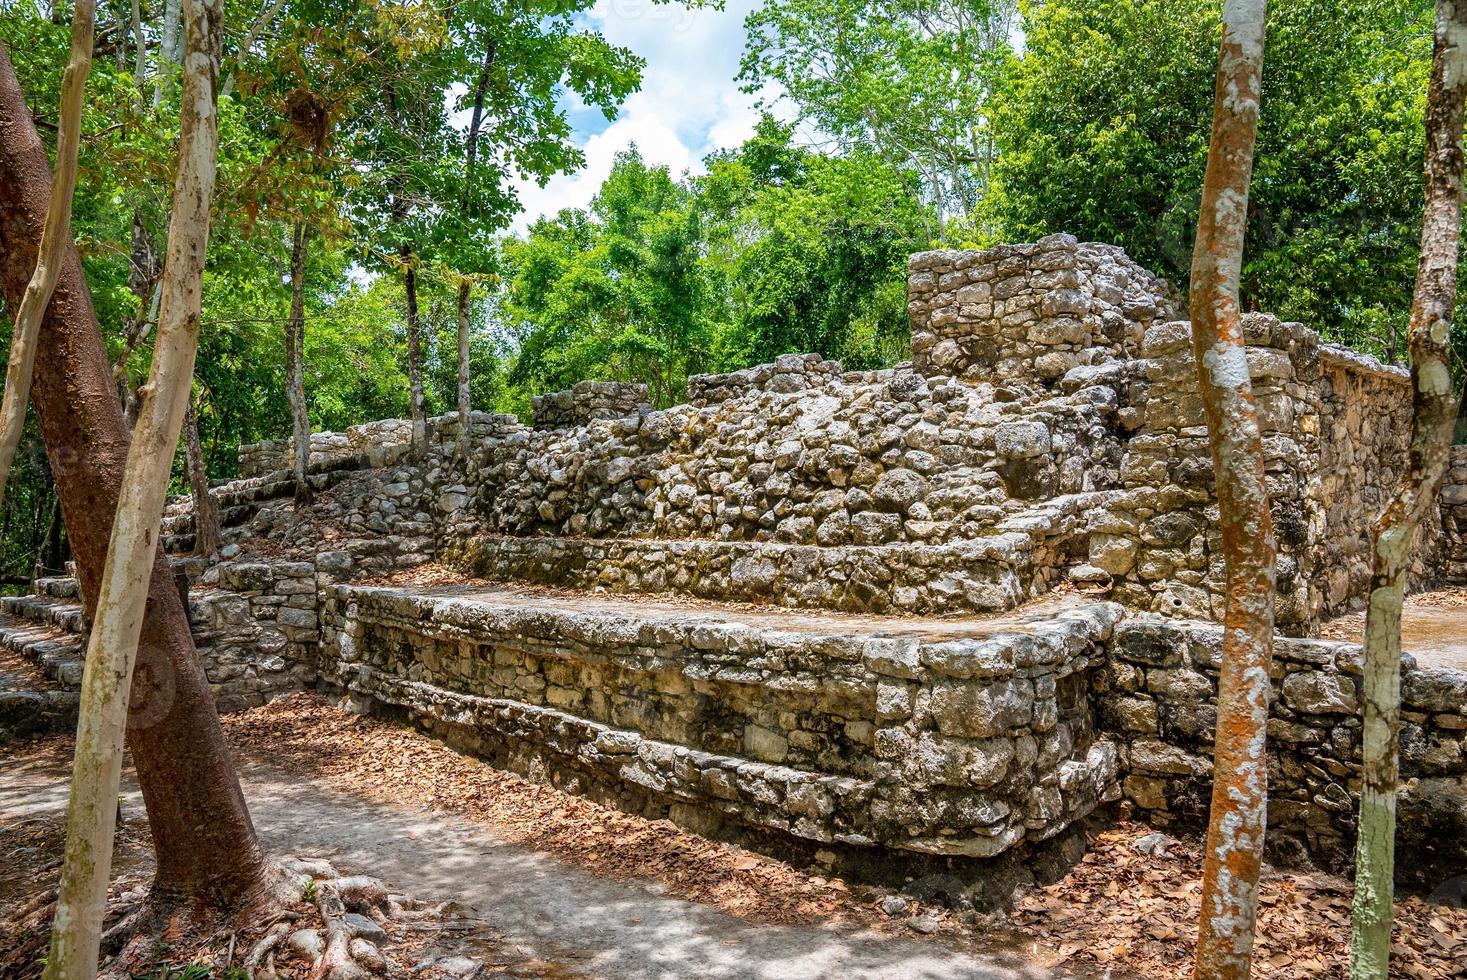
[[323, 582, 1123, 864]]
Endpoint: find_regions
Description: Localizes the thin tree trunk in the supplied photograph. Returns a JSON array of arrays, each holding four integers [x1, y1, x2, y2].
[[286, 220, 312, 505], [456, 280, 471, 456], [403, 246, 426, 457], [183, 397, 220, 556], [454, 39, 495, 459], [17, 1, 259, 972], [151, 0, 182, 107], [1349, 3, 1467, 975], [219, 0, 286, 99], [1188, 3, 1275, 979], [129, 0, 145, 85], [0, 0, 93, 508], [0, 69, 262, 916]]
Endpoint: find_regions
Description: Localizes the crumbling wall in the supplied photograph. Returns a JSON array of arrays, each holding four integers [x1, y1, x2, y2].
[[1436, 444, 1467, 583], [686, 353, 842, 406], [1314, 346, 1435, 606], [1098, 314, 1326, 633], [1099, 616, 1467, 884], [532, 380, 651, 429], [907, 233, 1179, 383]]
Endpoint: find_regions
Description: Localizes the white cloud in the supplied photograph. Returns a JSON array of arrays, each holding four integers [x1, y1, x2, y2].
[[508, 0, 774, 232]]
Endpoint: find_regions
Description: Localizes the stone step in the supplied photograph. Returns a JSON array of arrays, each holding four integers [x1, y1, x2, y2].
[[1, 594, 88, 635], [0, 608, 86, 691], [450, 492, 1113, 617], [325, 581, 1124, 859], [0, 642, 79, 742], [33, 576, 80, 600]]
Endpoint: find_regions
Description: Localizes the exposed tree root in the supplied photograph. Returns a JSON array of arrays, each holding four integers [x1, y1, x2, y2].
[[0, 854, 493, 979]]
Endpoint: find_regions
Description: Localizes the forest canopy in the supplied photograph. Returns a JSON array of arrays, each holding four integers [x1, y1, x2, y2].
[[0, 0, 1446, 579]]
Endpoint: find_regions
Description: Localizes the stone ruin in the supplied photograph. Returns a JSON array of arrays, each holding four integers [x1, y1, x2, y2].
[[4, 233, 1466, 905]]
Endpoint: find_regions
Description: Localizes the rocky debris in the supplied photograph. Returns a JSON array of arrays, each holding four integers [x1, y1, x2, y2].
[[879, 895, 909, 917], [906, 915, 941, 935]]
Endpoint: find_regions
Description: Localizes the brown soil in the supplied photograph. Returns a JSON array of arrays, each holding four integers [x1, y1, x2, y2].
[[221, 693, 1467, 980]]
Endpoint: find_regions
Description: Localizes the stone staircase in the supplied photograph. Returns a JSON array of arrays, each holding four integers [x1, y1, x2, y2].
[[0, 576, 85, 741], [445, 491, 1113, 616]]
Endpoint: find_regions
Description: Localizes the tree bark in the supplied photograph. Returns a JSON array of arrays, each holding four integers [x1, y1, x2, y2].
[[402, 245, 426, 458], [1349, 3, 1467, 976], [454, 39, 495, 459], [0, 0, 94, 509], [456, 279, 472, 456], [45, 0, 242, 971], [0, 26, 266, 968], [286, 220, 312, 505], [1188, 3, 1276, 979], [152, 0, 182, 107], [183, 397, 220, 556]]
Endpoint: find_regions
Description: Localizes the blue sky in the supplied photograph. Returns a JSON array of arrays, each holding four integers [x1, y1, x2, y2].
[[510, 0, 775, 231]]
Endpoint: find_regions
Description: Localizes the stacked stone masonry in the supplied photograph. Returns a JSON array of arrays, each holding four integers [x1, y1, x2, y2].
[[321, 588, 1122, 859], [10, 236, 1466, 889], [532, 380, 652, 429]]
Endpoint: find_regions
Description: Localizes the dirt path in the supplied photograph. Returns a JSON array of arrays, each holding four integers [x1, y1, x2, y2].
[[1320, 588, 1467, 671], [1, 753, 1049, 980]]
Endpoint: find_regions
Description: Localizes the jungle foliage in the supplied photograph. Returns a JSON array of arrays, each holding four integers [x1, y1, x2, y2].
[[0, 0, 1447, 581]]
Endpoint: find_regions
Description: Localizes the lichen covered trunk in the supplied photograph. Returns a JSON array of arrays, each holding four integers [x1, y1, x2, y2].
[[1349, 2, 1467, 975], [403, 250, 426, 457], [183, 398, 220, 556], [456, 279, 472, 458], [286, 220, 312, 505], [1187, 2, 1276, 978], [0, 0, 93, 509]]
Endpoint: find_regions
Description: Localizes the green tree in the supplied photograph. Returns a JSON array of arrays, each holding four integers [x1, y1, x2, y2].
[[741, 0, 1016, 234], [700, 117, 930, 370], [503, 149, 713, 406], [988, 0, 1432, 358]]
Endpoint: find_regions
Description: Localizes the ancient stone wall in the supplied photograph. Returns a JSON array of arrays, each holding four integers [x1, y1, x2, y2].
[[907, 234, 1180, 383], [532, 380, 651, 429], [189, 561, 324, 711], [1314, 346, 1432, 607], [1100, 616, 1467, 884], [1438, 444, 1467, 581], [320, 585, 1122, 866], [1098, 314, 1325, 632], [686, 354, 842, 407], [132, 233, 1465, 888]]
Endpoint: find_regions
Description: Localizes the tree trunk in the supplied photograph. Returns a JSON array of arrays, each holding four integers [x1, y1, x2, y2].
[[456, 279, 471, 456], [0, 0, 93, 508], [1350, 4, 1467, 976], [402, 246, 426, 457], [44, 0, 241, 971], [454, 39, 495, 459], [286, 220, 312, 505], [183, 397, 220, 556], [152, 0, 182, 106], [1188, 3, 1276, 979], [0, 28, 266, 970]]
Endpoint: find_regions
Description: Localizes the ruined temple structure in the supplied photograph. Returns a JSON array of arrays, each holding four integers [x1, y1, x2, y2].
[[5, 235, 1467, 904]]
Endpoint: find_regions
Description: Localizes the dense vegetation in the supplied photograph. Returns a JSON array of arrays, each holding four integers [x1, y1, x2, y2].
[[0, 0, 1444, 580]]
